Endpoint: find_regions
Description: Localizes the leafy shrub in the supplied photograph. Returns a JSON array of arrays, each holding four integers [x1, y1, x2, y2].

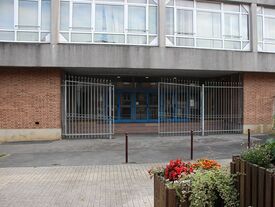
[[265, 138, 275, 165], [241, 144, 271, 168], [189, 169, 239, 207]]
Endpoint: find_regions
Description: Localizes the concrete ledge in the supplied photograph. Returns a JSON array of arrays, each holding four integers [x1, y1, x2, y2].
[[0, 128, 61, 143], [243, 124, 274, 134]]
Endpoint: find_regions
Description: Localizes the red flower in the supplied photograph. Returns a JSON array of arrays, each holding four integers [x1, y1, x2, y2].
[[164, 159, 194, 181]]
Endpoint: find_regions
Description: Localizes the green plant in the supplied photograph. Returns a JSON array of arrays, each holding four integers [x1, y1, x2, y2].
[[265, 138, 275, 165], [241, 144, 271, 168], [189, 169, 239, 207]]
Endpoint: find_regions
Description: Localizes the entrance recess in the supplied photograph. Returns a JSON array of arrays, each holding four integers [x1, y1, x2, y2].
[[158, 80, 243, 135], [62, 75, 114, 139]]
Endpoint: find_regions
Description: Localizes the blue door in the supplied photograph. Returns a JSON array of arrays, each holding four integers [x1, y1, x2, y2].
[[115, 89, 158, 123]]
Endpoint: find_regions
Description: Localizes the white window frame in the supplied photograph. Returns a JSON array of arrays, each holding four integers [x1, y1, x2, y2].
[[165, 0, 250, 51], [257, 6, 275, 53], [59, 0, 158, 46], [0, 0, 51, 43]]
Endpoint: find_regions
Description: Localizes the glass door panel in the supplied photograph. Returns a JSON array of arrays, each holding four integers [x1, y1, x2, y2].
[[149, 93, 158, 119], [136, 92, 147, 119], [120, 93, 131, 119]]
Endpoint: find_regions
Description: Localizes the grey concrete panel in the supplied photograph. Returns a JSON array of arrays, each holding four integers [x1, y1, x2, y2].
[[0, 43, 275, 73]]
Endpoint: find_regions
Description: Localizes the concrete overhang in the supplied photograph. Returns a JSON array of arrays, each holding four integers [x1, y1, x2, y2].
[[0, 43, 275, 73]]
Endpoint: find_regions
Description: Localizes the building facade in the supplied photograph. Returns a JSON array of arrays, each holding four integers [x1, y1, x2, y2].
[[0, 0, 275, 141]]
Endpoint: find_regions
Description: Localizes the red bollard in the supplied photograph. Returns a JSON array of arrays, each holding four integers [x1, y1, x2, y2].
[[125, 133, 128, 163], [190, 130, 194, 160]]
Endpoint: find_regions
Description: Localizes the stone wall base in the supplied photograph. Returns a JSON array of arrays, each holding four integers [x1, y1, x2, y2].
[[0, 129, 61, 143], [243, 124, 275, 134]]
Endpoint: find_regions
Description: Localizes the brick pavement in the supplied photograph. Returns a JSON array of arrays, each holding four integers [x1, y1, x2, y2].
[[0, 159, 231, 207]]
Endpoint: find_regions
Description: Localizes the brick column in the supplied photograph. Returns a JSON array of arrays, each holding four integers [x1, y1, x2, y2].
[[0, 68, 62, 142], [243, 73, 275, 133]]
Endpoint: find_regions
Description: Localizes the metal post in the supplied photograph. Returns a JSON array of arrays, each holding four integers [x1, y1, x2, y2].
[[248, 129, 251, 149], [201, 84, 205, 136], [125, 133, 128, 163], [190, 130, 193, 160]]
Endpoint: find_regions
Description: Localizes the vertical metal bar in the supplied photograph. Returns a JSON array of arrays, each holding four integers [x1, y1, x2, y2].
[[64, 80, 67, 137], [248, 129, 251, 148], [201, 84, 205, 136], [125, 133, 128, 163], [109, 84, 112, 139], [190, 130, 193, 160], [158, 82, 160, 134]]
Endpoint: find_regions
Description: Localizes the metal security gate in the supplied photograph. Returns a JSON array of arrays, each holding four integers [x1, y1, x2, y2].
[[62, 75, 114, 139], [158, 80, 243, 135]]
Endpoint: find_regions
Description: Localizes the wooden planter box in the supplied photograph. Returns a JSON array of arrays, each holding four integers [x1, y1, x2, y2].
[[154, 175, 189, 207], [230, 156, 275, 207]]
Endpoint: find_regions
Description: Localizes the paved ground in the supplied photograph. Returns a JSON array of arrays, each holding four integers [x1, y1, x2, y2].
[[0, 160, 232, 207], [0, 134, 262, 168], [0, 134, 265, 207]]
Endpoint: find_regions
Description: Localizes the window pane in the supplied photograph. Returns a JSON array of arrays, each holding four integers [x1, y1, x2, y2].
[[264, 8, 275, 16], [224, 4, 240, 12], [149, 6, 157, 34], [95, 5, 124, 33], [224, 14, 240, 37], [265, 17, 275, 39], [177, 9, 193, 35], [41, 32, 50, 42], [176, 0, 193, 7], [257, 16, 263, 42], [71, 33, 92, 42], [60, 2, 69, 31], [224, 40, 241, 49], [242, 14, 249, 40], [19, 0, 38, 28], [42, 0, 51, 30], [197, 39, 222, 48], [0, 31, 14, 41], [0, 0, 14, 29], [176, 37, 194, 46], [17, 31, 38, 41], [197, 2, 220, 10], [127, 35, 146, 44], [72, 3, 91, 29], [197, 12, 221, 38], [264, 43, 275, 52], [166, 8, 174, 35], [94, 34, 124, 43], [128, 0, 147, 3], [128, 6, 146, 33]]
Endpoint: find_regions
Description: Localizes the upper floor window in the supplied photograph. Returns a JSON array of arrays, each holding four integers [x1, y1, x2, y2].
[[257, 6, 275, 52], [0, 0, 51, 42], [166, 0, 250, 51], [59, 0, 158, 45]]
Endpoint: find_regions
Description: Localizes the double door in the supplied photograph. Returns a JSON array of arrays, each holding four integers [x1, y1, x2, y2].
[[115, 89, 158, 123]]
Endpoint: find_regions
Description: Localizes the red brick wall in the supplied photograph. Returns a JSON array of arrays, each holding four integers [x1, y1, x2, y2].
[[0, 68, 62, 129], [243, 73, 275, 128]]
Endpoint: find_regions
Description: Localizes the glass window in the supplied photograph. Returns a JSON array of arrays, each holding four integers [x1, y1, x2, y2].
[[166, 8, 174, 35], [149, 6, 157, 34], [72, 3, 91, 30], [166, 0, 250, 50], [60, 0, 158, 45], [42, 0, 51, 30], [265, 17, 275, 39], [258, 6, 275, 52], [0, 0, 51, 42], [95, 5, 124, 33], [177, 9, 193, 35], [197, 11, 221, 38], [18, 0, 38, 29], [128, 6, 146, 33], [224, 14, 240, 38], [0, 0, 14, 29], [60, 2, 69, 31]]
